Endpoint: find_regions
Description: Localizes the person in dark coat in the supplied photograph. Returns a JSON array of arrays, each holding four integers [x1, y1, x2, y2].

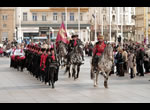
[[138, 48, 144, 76], [40, 48, 48, 82], [35, 48, 42, 81], [46, 48, 59, 88], [88, 42, 93, 56], [116, 48, 124, 76]]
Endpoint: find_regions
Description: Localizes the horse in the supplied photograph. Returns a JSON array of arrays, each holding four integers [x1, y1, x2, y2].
[[65, 44, 84, 80], [90, 43, 113, 88], [57, 41, 68, 68]]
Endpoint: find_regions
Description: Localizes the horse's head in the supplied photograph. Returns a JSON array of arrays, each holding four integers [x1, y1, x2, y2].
[[104, 44, 113, 61], [58, 42, 68, 56]]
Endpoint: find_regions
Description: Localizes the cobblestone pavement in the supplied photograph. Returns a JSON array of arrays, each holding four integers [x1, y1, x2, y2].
[[0, 57, 150, 103]]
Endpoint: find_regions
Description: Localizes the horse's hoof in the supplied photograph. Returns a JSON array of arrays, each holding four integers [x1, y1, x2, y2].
[[94, 85, 97, 87], [104, 83, 108, 88], [74, 77, 78, 80]]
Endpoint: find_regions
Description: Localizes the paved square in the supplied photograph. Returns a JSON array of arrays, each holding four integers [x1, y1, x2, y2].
[[0, 57, 150, 103]]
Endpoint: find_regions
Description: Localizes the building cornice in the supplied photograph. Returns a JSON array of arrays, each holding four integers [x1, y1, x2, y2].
[[30, 8, 89, 13]]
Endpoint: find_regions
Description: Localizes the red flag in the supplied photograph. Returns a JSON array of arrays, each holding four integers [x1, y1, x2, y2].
[[56, 22, 68, 44]]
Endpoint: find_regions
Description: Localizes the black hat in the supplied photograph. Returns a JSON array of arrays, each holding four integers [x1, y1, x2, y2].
[[74, 35, 78, 37], [41, 48, 46, 52], [47, 48, 50, 52], [71, 35, 76, 38], [50, 48, 54, 51]]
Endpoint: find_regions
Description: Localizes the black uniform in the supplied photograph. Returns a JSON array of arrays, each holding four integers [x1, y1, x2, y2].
[[67, 39, 84, 63], [45, 53, 59, 88]]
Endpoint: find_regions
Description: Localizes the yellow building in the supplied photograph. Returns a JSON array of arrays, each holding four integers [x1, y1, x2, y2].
[[0, 8, 15, 43], [135, 7, 150, 43], [16, 7, 91, 43]]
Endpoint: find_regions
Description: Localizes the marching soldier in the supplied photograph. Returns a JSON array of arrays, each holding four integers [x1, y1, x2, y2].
[[46, 48, 59, 88], [14, 45, 25, 72], [10, 46, 16, 68], [40, 48, 48, 83]]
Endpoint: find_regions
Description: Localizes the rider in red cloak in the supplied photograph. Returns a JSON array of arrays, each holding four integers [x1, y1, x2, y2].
[[92, 35, 106, 70]]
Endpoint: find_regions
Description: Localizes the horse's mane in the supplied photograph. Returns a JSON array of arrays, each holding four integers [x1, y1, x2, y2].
[[100, 44, 113, 61]]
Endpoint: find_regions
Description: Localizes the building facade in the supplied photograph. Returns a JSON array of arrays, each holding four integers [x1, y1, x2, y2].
[[0, 7, 15, 43], [16, 7, 91, 43], [89, 7, 135, 43], [135, 7, 150, 43]]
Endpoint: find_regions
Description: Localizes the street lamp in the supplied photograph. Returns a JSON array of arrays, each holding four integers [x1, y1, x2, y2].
[[135, 30, 137, 42], [15, 27, 18, 41], [86, 27, 90, 42], [94, 8, 98, 42]]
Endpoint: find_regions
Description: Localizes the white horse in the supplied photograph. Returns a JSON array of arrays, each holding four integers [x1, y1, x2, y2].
[[91, 44, 114, 88]]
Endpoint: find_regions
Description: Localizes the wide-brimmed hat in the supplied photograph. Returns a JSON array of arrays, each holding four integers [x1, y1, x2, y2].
[[97, 35, 104, 40]]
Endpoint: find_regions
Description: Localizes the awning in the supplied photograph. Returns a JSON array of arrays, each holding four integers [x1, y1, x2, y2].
[[33, 37, 47, 39]]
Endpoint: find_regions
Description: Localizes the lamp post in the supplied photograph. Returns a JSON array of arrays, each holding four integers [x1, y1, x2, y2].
[[15, 27, 18, 40], [78, 7, 81, 39], [94, 8, 98, 42], [146, 7, 149, 44], [49, 27, 52, 45], [102, 10, 104, 36], [87, 27, 90, 42], [109, 7, 112, 42], [135, 30, 136, 42]]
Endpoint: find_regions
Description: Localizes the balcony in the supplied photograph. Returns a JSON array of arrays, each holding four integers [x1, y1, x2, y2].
[[20, 20, 91, 29], [21, 20, 90, 25]]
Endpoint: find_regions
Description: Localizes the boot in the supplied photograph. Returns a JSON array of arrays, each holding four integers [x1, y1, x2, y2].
[[82, 55, 85, 61]]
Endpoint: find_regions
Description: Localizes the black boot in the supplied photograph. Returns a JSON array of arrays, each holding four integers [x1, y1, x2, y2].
[[82, 55, 85, 61]]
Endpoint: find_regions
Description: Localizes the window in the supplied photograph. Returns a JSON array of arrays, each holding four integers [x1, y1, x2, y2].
[[112, 15, 115, 22], [80, 13, 83, 21], [42, 13, 47, 21], [2, 32, 8, 41], [123, 7, 126, 12], [70, 13, 74, 21], [2, 15, 7, 20], [53, 13, 58, 21], [32, 13, 37, 21], [102, 8, 107, 13], [123, 15, 125, 24], [61, 13, 66, 21], [3, 24, 7, 28], [112, 7, 115, 11], [23, 13, 27, 21], [120, 15, 122, 24], [103, 15, 106, 21]]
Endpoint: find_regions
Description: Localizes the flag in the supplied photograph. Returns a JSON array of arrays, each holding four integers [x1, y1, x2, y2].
[[56, 22, 68, 44]]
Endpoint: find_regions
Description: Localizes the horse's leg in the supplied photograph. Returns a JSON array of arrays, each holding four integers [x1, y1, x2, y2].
[[74, 65, 78, 80], [76, 65, 80, 79], [64, 65, 69, 74], [93, 71, 99, 87], [72, 65, 75, 78], [68, 65, 71, 78], [96, 71, 99, 86], [102, 71, 109, 88]]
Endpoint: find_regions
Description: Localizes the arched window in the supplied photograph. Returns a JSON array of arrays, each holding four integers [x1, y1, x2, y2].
[[103, 15, 106, 21], [112, 15, 115, 22]]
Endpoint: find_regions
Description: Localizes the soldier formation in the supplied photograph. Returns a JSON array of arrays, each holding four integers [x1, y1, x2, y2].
[[3, 33, 150, 89]]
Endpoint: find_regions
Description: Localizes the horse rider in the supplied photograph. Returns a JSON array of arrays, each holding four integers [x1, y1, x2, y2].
[[92, 35, 106, 70], [67, 34, 84, 62]]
